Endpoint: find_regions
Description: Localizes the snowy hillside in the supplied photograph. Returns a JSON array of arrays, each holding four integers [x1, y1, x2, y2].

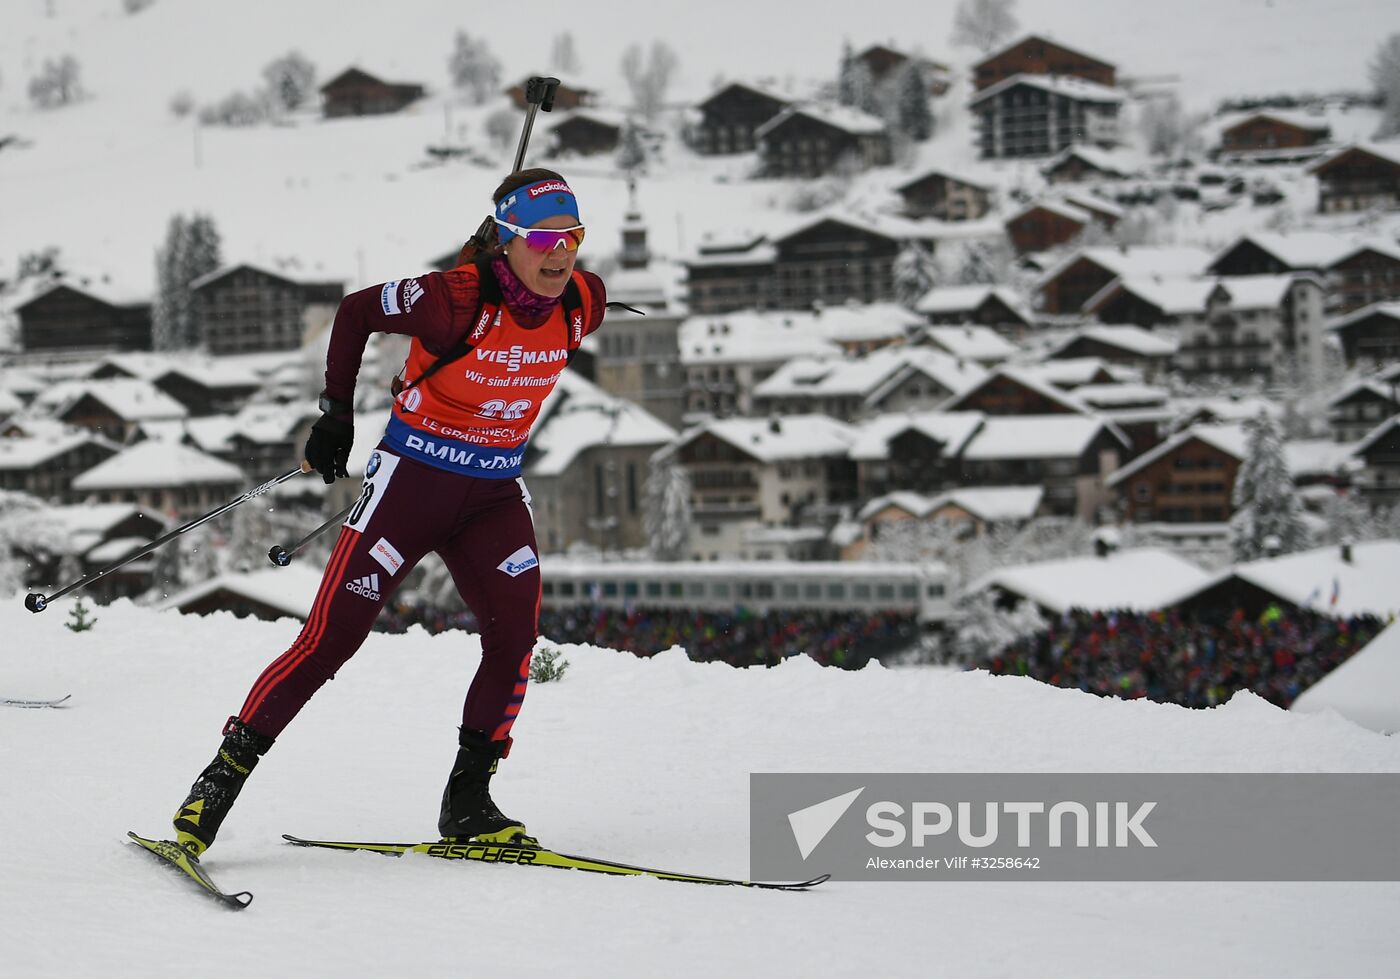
[[2, 598, 1398, 978], [1, 0, 1394, 301]]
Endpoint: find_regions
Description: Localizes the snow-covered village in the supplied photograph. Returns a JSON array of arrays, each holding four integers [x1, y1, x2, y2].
[[3, 1, 1400, 976]]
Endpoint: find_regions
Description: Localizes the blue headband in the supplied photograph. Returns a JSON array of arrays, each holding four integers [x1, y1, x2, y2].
[[495, 179, 581, 243]]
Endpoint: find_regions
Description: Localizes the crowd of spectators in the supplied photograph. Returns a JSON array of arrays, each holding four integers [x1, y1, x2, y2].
[[376, 600, 918, 669], [977, 605, 1386, 708]]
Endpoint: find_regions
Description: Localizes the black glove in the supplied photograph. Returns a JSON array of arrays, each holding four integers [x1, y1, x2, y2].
[[305, 408, 353, 485]]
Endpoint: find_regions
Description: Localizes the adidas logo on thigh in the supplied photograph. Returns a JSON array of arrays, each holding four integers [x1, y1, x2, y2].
[[345, 573, 382, 601]]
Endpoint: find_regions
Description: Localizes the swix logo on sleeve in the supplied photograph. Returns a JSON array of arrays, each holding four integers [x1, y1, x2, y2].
[[476, 344, 567, 373], [345, 573, 382, 601], [497, 545, 538, 577], [381, 280, 402, 315]]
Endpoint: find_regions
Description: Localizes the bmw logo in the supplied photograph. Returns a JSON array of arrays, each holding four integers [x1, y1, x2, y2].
[[366, 452, 381, 477]]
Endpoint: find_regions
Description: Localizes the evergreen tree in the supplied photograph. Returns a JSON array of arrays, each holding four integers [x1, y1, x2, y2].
[[836, 41, 858, 107], [847, 60, 880, 119], [642, 452, 692, 560], [1229, 411, 1309, 562], [27, 54, 83, 109], [153, 212, 222, 351], [893, 241, 935, 308], [891, 62, 934, 141]]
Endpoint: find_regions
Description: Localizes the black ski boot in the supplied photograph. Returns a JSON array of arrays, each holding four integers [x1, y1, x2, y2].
[[172, 718, 275, 856], [438, 727, 530, 844]]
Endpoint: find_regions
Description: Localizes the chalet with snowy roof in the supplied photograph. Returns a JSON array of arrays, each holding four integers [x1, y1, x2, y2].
[[684, 215, 906, 314], [1004, 198, 1118, 254], [1036, 246, 1213, 315], [0, 433, 118, 501], [914, 285, 1030, 336], [752, 348, 985, 422], [1172, 275, 1327, 383], [1016, 358, 1120, 390], [319, 67, 424, 118], [938, 367, 1089, 416], [914, 324, 1018, 366], [1042, 146, 1137, 184], [16, 281, 152, 355], [86, 353, 174, 381], [190, 264, 343, 355], [1046, 325, 1177, 382], [149, 362, 262, 417], [679, 311, 842, 418], [1068, 382, 1172, 456], [1105, 425, 1246, 524], [672, 415, 859, 560], [1218, 111, 1330, 160], [1327, 380, 1399, 442], [1350, 416, 1400, 507], [44, 503, 167, 602], [973, 35, 1116, 91], [70, 440, 244, 514], [755, 104, 891, 178], [1174, 541, 1400, 621], [52, 379, 188, 443], [523, 373, 676, 554], [548, 111, 623, 156], [956, 414, 1130, 518], [1329, 302, 1400, 366], [1206, 231, 1356, 277], [894, 170, 993, 221], [849, 411, 985, 498], [854, 44, 952, 94], [505, 78, 595, 111], [970, 548, 1209, 617], [156, 566, 325, 622], [689, 82, 790, 155], [970, 74, 1123, 160], [844, 485, 1045, 558], [1306, 143, 1400, 213], [1327, 242, 1400, 314]]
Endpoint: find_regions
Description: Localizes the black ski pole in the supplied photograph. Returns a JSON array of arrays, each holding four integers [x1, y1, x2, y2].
[[24, 463, 312, 613], [267, 500, 357, 567], [456, 76, 562, 263]]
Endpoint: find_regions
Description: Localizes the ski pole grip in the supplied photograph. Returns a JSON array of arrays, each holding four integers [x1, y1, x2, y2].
[[24, 593, 48, 614], [525, 76, 560, 110], [301, 460, 314, 474]]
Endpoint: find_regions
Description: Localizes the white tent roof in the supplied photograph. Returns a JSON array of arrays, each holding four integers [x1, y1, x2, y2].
[[971, 547, 1211, 614], [1291, 620, 1400, 734]]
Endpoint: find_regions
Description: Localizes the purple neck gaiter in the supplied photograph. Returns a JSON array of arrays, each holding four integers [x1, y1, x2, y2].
[[492, 257, 560, 328]]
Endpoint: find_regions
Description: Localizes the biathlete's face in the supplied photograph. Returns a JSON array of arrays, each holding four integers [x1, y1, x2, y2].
[[504, 214, 582, 298]]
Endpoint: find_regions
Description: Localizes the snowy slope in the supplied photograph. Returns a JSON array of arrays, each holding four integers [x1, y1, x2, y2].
[[2, 597, 1399, 978]]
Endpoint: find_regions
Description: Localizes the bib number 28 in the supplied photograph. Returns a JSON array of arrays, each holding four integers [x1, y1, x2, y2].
[[479, 399, 532, 420]]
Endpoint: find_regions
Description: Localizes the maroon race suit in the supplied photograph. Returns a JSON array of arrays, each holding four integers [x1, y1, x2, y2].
[[235, 263, 605, 746]]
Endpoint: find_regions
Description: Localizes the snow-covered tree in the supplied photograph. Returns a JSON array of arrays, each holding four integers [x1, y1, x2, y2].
[[949, 591, 1046, 666], [890, 62, 934, 141], [1138, 94, 1201, 159], [1370, 33, 1400, 139], [198, 90, 271, 126], [950, 0, 1019, 54], [616, 120, 647, 174], [484, 108, 517, 155], [1317, 491, 1379, 547], [28, 54, 83, 109], [1229, 411, 1309, 562], [153, 213, 222, 351], [17, 246, 62, 281], [449, 31, 502, 104], [893, 241, 936, 308], [620, 41, 679, 122], [262, 50, 317, 113], [836, 41, 858, 107], [551, 32, 581, 74], [0, 491, 67, 597], [845, 60, 881, 118], [642, 452, 691, 560], [948, 237, 1015, 286]]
